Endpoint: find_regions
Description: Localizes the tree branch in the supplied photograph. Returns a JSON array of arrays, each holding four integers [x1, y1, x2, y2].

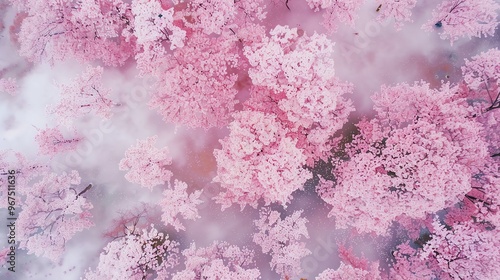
[[77, 183, 93, 197]]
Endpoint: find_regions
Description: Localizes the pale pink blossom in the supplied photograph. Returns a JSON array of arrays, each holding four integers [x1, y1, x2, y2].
[[376, 0, 417, 30], [423, 0, 500, 43], [0, 77, 18, 95], [462, 48, 500, 112], [16, 0, 134, 65], [306, 0, 364, 32], [253, 208, 310, 279], [213, 110, 311, 210], [119, 136, 173, 189], [328, 82, 488, 235], [159, 180, 203, 231], [243, 25, 354, 165], [17, 170, 93, 262], [422, 219, 500, 279], [48, 66, 114, 127], [316, 261, 381, 280], [34, 127, 81, 156], [148, 31, 240, 128], [84, 225, 179, 280], [172, 241, 260, 280]]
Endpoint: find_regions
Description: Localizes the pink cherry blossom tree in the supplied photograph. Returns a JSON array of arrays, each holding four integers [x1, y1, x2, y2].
[[13, 0, 135, 65], [0, 152, 49, 186], [233, 0, 267, 26], [253, 208, 310, 279], [3, 0, 500, 278], [172, 241, 260, 280], [130, 0, 186, 73], [389, 161, 500, 279], [174, 0, 266, 35], [423, 0, 500, 43], [445, 161, 499, 230], [84, 225, 179, 280], [48, 65, 115, 127], [159, 180, 203, 231], [460, 48, 500, 157], [213, 110, 311, 210], [17, 170, 93, 262], [244, 25, 337, 92], [119, 136, 173, 189], [178, 0, 237, 35], [230, 22, 268, 48], [103, 203, 158, 240], [34, 126, 82, 156], [243, 25, 354, 166], [148, 30, 240, 128], [388, 242, 446, 280], [131, 0, 186, 51], [375, 0, 417, 30], [477, 109, 500, 158], [462, 48, 500, 112], [317, 261, 381, 280], [421, 218, 500, 279], [0, 152, 49, 209], [306, 0, 364, 33], [326, 82, 489, 235]]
